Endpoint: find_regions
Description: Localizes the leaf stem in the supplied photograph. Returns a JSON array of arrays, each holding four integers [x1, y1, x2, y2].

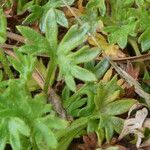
[[128, 37, 141, 56], [0, 49, 14, 79], [44, 59, 57, 93], [31, 133, 38, 149]]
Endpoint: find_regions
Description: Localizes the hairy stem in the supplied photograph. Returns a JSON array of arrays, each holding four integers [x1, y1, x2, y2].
[[33, 69, 68, 120], [44, 59, 57, 93]]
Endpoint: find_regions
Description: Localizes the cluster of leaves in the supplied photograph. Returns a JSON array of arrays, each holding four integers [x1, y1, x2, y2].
[[0, 80, 68, 150], [62, 77, 136, 144], [82, 0, 150, 52], [0, 0, 149, 150], [17, 22, 100, 91]]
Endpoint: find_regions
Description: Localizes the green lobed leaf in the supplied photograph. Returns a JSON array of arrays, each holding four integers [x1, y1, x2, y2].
[[71, 65, 97, 82], [138, 27, 150, 52], [43, 116, 68, 130], [87, 0, 106, 16], [45, 8, 58, 52], [140, 9, 150, 30], [62, 86, 71, 101], [55, 9, 68, 28], [17, 26, 50, 55], [101, 99, 137, 115], [110, 117, 124, 134], [94, 76, 121, 110], [0, 9, 7, 44], [9, 131, 21, 150], [68, 46, 100, 64], [68, 98, 87, 116], [104, 21, 137, 49], [8, 118, 24, 150], [93, 58, 110, 79], [18, 45, 46, 55], [23, 5, 43, 24], [105, 122, 114, 142], [9, 117, 30, 137], [98, 115, 114, 142], [35, 121, 58, 149], [8, 51, 37, 80], [17, 26, 46, 44], [44, 0, 75, 8], [0, 80, 66, 149], [57, 24, 89, 54], [65, 74, 76, 92], [56, 117, 88, 150]]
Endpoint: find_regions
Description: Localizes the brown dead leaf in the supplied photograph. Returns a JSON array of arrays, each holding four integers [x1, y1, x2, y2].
[[30, 22, 40, 32], [143, 118, 150, 129], [77, 0, 85, 13], [140, 137, 150, 150], [10, 0, 17, 16], [119, 62, 140, 97], [117, 78, 125, 87], [119, 108, 148, 148], [104, 45, 126, 58], [4, 8, 12, 17], [102, 67, 113, 82], [124, 86, 136, 98], [63, 7, 82, 18], [78, 133, 97, 150], [88, 33, 126, 58], [127, 103, 145, 119], [126, 61, 140, 80]]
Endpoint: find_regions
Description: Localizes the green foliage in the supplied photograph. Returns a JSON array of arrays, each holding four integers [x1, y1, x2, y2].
[[62, 77, 136, 144], [89, 77, 137, 143], [56, 117, 88, 150], [0, 80, 68, 149], [23, 5, 43, 23], [62, 83, 96, 117], [86, 0, 106, 17], [84, 0, 150, 52], [138, 27, 150, 52], [0, 9, 7, 44], [24, 0, 75, 29], [0, 1, 148, 149], [8, 50, 37, 81], [17, 26, 50, 56], [17, 23, 100, 91], [0, 49, 14, 79], [104, 21, 137, 49]]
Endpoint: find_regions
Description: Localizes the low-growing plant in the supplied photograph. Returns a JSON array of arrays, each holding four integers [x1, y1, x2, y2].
[[17, 22, 100, 92], [0, 0, 149, 149], [81, 0, 150, 52], [0, 80, 68, 150], [62, 76, 137, 144]]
